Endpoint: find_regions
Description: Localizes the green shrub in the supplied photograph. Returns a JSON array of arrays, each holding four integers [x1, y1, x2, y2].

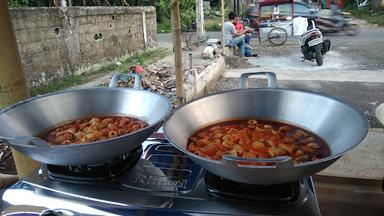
[[29, 49, 168, 96], [157, 20, 172, 33], [205, 22, 222, 32], [348, 7, 384, 26], [181, 9, 196, 30]]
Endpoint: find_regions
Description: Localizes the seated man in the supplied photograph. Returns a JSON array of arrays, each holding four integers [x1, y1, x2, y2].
[[224, 12, 257, 59]]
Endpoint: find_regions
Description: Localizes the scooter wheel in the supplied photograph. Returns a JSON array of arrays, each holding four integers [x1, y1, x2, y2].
[[344, 24, 360, 36], [315, 51, 323, 66], [268, 27, 288, 46]]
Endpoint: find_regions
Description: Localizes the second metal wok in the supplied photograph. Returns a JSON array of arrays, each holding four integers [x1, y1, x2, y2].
[[375, 103, 384, 126], [0, 73, 172, 166], [163, 72, 369, 184]]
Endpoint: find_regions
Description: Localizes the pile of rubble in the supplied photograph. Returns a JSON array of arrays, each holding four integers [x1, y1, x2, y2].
[[141, 63, 177, 100], [109, 61, 208, 107]]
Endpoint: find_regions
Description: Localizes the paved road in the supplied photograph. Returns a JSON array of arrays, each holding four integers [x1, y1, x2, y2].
[[158, 28, 384, 128], [208, 26, 384, 128], [159, 27, 384, 70], [212, 78, 384, 128]]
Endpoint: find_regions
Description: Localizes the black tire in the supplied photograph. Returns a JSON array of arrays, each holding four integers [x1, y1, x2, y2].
[[344, 24, 360, 36], [268, 27, 288, 46], [315, 51, 323, 66]]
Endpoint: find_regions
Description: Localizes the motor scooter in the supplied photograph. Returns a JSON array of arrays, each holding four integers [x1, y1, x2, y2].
[[299, 19, 331, 66], [314, 10, 360, 36]]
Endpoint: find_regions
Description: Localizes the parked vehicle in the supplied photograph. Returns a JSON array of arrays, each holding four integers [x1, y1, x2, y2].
[[245, 1, 319, 29], [357, 0, 369, 8], [299, 19, 331, 66], [314, 9, 360, 36]]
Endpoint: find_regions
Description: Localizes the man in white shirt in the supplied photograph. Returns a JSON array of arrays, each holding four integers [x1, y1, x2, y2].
[[224, 12, 257, 59]]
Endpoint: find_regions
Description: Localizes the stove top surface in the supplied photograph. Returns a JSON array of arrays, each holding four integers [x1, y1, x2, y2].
[[2, 139, 321, 216]]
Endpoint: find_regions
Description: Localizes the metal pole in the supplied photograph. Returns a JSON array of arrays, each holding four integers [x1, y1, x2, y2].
[[189, 53, 193, 69]]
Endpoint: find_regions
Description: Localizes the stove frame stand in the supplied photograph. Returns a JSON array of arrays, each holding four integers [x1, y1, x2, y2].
[[1, 140, 321, 216], [46, 147, 142, 183]]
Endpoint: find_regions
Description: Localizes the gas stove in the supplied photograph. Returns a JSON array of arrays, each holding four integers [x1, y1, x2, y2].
[[1, 138, 321, 216]]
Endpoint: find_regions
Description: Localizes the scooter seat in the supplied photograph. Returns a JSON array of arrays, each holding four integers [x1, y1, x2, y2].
[[301, 28, 320, 37]]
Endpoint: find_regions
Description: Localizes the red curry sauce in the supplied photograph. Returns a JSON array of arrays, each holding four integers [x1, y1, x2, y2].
[[187, 119, 330, 164]]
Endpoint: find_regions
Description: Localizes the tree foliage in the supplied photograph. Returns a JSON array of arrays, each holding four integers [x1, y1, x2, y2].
[[8, 0, 197, 29], [138, 0, 196, 24], [8, 0, 195, 9]]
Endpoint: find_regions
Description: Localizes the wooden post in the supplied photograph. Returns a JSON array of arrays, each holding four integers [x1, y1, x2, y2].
[[0, 1, 40, 179], [53, 0, 60, 7], [170, 0, 184, 103], [196, 0, 205, 40], [258, 2, 261, 45], [221, 0, 225, 55]]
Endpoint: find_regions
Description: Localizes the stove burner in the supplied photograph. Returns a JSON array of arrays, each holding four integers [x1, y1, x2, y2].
[[46, 147, 142, 183], [204, 171, 300, 204]]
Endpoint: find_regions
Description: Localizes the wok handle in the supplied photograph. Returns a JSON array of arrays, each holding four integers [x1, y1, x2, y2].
[[108, 72, 142, 89], [239, 72, 278, 89], [222, 154, 294, 168], [0, 136, 50, 148]]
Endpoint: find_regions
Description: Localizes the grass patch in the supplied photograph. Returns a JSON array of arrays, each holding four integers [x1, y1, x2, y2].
[[205, 17, 223, 32], [158, 16, 224, 33], [29, 74, 84, 96], [348, 8, 384, 26], [29, 48, 169, 96]]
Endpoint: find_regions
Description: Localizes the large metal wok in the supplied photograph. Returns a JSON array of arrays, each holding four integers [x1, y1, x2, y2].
[[374, 102, 384, 191], [0, 73, 172, 166], [163, 72, 369, 184]]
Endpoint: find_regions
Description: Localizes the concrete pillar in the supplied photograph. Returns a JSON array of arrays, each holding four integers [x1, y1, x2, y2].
[[196, 0, 206, 40], [142, 11, 148, 48], [62, 8, 82, 71], [60, 0, 67, 7]]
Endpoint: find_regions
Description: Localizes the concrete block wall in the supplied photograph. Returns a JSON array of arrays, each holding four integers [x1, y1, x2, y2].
[[10, 6, 156, 87]]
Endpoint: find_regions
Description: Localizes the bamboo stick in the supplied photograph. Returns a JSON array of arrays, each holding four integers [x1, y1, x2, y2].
[[0, 1, 40, 179], [221, 0, 225, 55], [170, 0, 184, 103]]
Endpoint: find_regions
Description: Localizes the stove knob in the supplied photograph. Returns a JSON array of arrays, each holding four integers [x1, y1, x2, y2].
[[40, 209, 74, 216]]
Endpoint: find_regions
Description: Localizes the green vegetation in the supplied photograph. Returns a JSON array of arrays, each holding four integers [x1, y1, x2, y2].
[[347, 8, 384, 26], [29, 48, 168, 96], [205, 22, 222, 32], [344, 0, 384, 26], [29, 74, 83, 96], [205, 15, 222, 32], [157, 19, 172, 33], [156, 0, 196, 33], [8, 0, 28, 7], [8, 0, 154, 7], [204, 8, 229, 32]]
